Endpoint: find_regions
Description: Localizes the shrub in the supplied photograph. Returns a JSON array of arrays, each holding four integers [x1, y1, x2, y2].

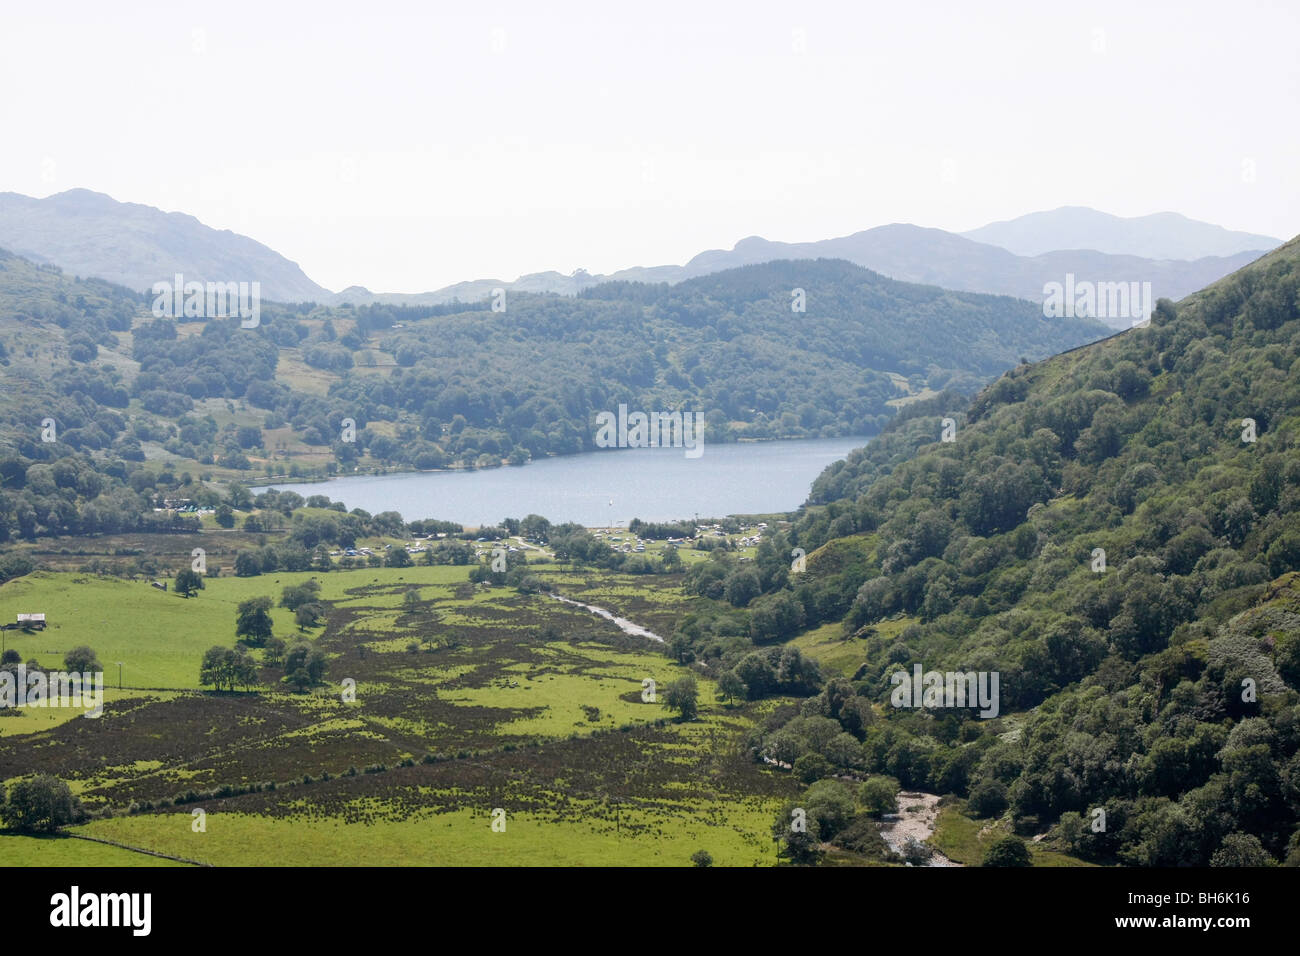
[[1, 775, 82, 832], [983, 834, 1031, 867]]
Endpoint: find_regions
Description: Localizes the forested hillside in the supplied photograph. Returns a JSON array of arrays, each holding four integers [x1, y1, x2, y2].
[[0, 250, 1107, 544], [675, 237, 1300, 865]]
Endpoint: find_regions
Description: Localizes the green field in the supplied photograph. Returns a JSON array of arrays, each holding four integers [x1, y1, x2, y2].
[[1, 560, 803, 865], [0, 832, 191, 867], [930, 804, 1095, 868], [72, 792, 781, 867]]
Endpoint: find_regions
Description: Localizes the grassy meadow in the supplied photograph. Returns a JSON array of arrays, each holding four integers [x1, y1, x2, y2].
[[0, 555, 800, 866]]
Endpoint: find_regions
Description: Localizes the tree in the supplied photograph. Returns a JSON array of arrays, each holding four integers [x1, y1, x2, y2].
[[716, 670, 747, 705], [263, 637, 286, 667], [723, 568, 762, 607], [174, 567, 204, 598], [295, 603, 323, 630], [1, 775, 81, 832], [235, 596, 274, 645], [838, 696, 875, 738], [226, 484, 254, 510], [803, 779, 856, 840], [233, 551, 262, 577], [1210, 833, 1275, 867], [280, 580, 321, 611], [199, 645, 258, 692], [734, 652, 778, 699], [192, 647, 220, 691], [749, 590, 806, 642], [63, 645, 101, 674], [858, 776, 900, 817], [1266, 533, 1300, 578], [520, 514, 552, 543], [284, 643, 327, 686], [215, 504, 236, 528], [664, 676, 699, 720], [772, 803, 822, 865], [967, 778, 1009, 818], [983, 834, 1032, 867], [386, 547, 412, 568], [690, 849, 713, 868], [794, 752, 831, 784]]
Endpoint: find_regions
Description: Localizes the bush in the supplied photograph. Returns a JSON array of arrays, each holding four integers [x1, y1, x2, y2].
[[1, 775, 82, 832], [831, 814, 893, 859], [793, 752, 832, 784], [983, 834, 1031, 867], [63, 645, 101, 673], [802, 779, 857, 840], [664, 676, 699, 720], [1210, 833, 1275, 867], [901, 835, 934, 866], [858, 776, 900, 817], [280, 580, 321, 611], [967, 779, 1009, 818]]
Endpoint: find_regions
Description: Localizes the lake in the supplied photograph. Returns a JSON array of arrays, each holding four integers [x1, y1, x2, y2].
[[263, 435, 869, 527]]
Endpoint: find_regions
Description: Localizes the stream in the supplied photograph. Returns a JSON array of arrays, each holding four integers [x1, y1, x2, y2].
[[878, 791, 961, 866], [547, 593, 665, 643], [551, 597, 957, 866]]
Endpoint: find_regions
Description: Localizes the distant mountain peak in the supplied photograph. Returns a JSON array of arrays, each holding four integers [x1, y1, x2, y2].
[[962, 206, 1281, 260], [0, 189, 332, 302], [0, 191, 1278, 317]]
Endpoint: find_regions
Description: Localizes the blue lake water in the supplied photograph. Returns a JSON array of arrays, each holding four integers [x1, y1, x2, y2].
[[263, 436, 870, 527]]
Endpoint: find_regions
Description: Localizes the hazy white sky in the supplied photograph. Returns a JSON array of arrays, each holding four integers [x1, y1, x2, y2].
[[2, 0, 1297, 293]]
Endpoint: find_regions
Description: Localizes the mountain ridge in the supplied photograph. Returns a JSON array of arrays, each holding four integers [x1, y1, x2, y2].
[[961, 205, 1281, 259], [0, 189, 331, 303], [0, 190, 1277, 327], [675, 228, 1300, 866]]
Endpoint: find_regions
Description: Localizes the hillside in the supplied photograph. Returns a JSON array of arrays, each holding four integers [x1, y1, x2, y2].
[[0, 250, 1108, 543], [333, 226, 1261, 319], [1, 191, 1262, 322], [963, 206, 1282, 260], [0, 190, 331, 303], [674, 235, 1300, 865]]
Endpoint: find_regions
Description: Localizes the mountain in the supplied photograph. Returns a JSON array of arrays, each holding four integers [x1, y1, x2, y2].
[[0, 247, 1111, 514], [658, 225, 1259, 327], [0, 189, 331, 303], [690, 232, 1300, 865], [962, 206, 1282, 260], [367, 225, 1261, 327], [0, 192, 1268, 322]]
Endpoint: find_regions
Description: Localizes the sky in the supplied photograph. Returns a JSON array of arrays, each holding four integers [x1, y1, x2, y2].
[[2, 0, 1297, 294]]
